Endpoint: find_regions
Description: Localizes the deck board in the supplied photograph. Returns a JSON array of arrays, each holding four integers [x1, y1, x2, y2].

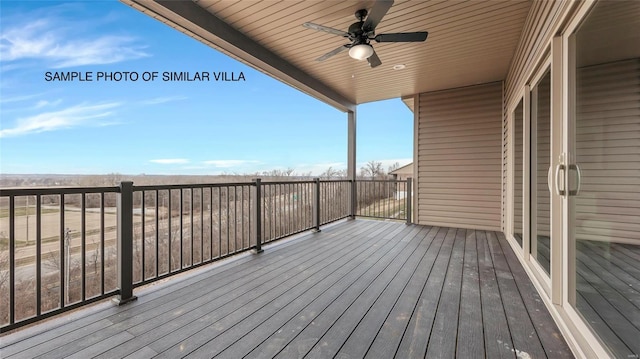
[[456, 229, 485, 358], [425, 228, 465, 359], [0, 220, 573, 359], [496, 232, 573, 358], [487, 231, 547, 359], [394, 227, 455, 359], [365, 225, 444, 358]]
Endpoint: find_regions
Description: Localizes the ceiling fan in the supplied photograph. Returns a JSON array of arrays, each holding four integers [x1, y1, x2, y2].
[[302, 0, 428, 68]]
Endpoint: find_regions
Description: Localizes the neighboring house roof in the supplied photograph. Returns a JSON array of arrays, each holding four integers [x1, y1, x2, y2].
[[389, 163, 413, 176]]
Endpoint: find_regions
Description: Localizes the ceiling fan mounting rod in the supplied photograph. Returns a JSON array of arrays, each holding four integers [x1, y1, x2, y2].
[[355, 9, 368, 21]]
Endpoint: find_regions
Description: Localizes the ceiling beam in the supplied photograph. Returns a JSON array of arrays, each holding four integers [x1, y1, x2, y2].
[[128, 0, 356, 112]]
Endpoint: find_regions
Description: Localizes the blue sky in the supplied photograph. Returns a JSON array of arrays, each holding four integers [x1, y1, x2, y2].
[[0, 1, 413, 176]]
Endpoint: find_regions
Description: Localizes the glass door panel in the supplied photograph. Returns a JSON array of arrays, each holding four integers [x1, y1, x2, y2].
[[569, 1, 640, 357], [513, 99, 524, 247], [531, 70, 551, 275]]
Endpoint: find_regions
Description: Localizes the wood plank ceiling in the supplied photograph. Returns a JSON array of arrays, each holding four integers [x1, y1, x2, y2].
[[123, 0, 531, 110]]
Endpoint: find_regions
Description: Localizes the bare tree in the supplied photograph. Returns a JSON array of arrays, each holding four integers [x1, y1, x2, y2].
[[321, 166, 339, 179], [0, 250, 9, 291], [361, 160, 385, 179], [388, 162, 400, 174]]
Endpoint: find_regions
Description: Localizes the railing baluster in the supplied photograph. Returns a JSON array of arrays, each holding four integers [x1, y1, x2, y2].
[[190, 188, 194, 265], [8, 196, 15, 325], [141, 191, 146, 281], [218, 187, 221, 257], [155, 190, 159, 278], [101, 193, 105, 295], [168, 190, 172, 272], [209, 187, 214, 260], [200, 187, 204, 263], [60, 194, 65, 308], [81, 193, 86, 302]]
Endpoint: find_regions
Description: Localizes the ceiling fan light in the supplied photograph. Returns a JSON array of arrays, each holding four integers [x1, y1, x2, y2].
[[349, 44, 374, 60]]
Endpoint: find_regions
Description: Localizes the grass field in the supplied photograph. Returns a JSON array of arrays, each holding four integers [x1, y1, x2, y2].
[[357, 197, 406, 219], [0, 207, 59, 218], [0, 209, 123, 250]]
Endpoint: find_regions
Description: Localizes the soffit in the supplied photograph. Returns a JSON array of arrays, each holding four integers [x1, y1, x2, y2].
[[124, 0, 532, 110]]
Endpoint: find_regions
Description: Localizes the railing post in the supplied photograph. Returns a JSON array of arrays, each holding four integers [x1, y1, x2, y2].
[[114, 181, 137, 305], [313, 178, 321, 232], [253, 178, 263, 253], [349, 179, 356, 219], [406, 178, 413, 225]]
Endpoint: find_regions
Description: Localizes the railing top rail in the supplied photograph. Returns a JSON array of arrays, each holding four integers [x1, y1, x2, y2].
[[0, 186, 120, 196], [0, 178, 408, 196], [356, 179, 409, 183], [260, 180, 315, 185], [133, 182, 254, 191]]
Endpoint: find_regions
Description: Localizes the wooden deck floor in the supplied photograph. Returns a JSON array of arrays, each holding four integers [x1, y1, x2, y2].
[[0, 220, 573, 358]]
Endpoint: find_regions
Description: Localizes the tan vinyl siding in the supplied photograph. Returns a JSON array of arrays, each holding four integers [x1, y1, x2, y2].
[[504, 0, 568, 102], [575, 59, 640, 245], [501, 0, 573, 235], [502, 85, 509, 231], [416, 82, 503, 231]]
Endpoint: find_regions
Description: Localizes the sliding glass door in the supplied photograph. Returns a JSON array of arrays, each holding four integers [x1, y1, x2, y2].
[[568, 2, 640, 357]]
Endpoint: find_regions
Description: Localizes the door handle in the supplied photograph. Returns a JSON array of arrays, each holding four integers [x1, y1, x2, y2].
[[555, 164, 566, 196], [569, 163, 582, 196]]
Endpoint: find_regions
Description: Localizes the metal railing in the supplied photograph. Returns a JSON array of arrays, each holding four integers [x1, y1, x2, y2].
[[130, 182, 254, 288], [0, 177, 410, 332], [0, 186, 121, 331], [356, 179, 412, 222]]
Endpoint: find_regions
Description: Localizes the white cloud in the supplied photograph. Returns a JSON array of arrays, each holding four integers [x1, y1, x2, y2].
[[0, 17, 148, 68], [0, 93, 46, 104], [0, 102, 121, 138], [150, 159, 190, 165], [35, 99, 62, 108], [141, 96, 188, 105], [203, 160, 259, 168]]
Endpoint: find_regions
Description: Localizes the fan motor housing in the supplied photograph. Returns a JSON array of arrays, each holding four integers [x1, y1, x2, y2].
[[348, 21, 365, 37]]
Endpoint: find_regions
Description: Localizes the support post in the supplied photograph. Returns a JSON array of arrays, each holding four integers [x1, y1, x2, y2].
[[348, 109, 357, 219], [253, 178, 263, 253], [114, 181, 137, 305], [313, 178, 321, 232], [406, 178, 413, 225]]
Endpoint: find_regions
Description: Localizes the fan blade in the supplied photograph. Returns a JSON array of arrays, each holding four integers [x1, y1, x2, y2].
[[367, 49, 382, 68], [374, 32, 428, 42], [316, 45, 350, 62], [302, 22, 349, 37], [363, 0, 394, 32]]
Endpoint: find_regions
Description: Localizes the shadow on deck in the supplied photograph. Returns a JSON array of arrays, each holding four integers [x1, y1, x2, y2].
[[0, 220, 573, 358]]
